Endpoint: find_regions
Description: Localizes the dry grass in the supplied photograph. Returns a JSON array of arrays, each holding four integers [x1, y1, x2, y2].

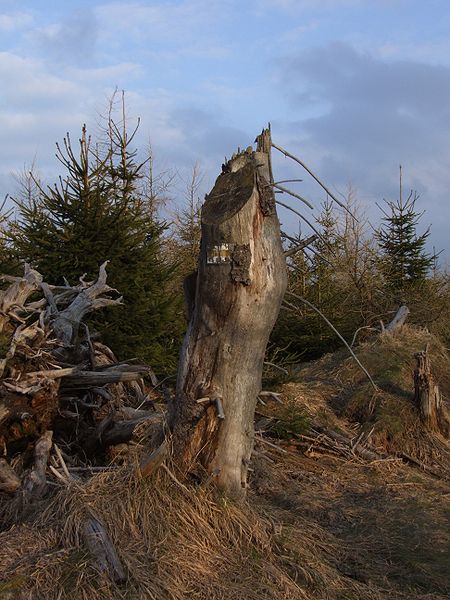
[[291, 326, 450, 468], [1, 325, 449, 599], [251, 448, 450, 600], [0, 462, 309, 600]]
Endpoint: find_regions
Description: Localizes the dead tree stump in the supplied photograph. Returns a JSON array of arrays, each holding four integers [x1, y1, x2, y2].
[[170, 130, 287, 499], [385, 305, 410, 333], [414, 348, 449, 437]]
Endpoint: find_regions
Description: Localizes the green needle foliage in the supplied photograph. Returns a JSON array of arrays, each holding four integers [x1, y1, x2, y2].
[[376, 172, 435, 298], [9, 114, 184, 375]]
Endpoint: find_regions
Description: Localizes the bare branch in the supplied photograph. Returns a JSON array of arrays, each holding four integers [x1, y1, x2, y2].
[[272, 142, 357, 220], [283, 292, 378, 391], [271, 183, 314, 209]]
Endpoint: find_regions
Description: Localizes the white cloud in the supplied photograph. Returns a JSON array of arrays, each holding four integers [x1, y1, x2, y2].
[[0, 11, 32, 31], [0, 52, 79, 107], [94, 0, 233, 57], [27, 9, 99, 67]]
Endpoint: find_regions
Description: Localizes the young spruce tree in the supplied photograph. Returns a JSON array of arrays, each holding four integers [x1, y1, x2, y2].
[[377, 168, 435, 298], [9, 111, 183, 375]]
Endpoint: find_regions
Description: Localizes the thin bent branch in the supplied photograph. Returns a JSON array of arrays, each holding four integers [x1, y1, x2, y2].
[[283, 292, 378, 391], [272, 142, 357, 220]]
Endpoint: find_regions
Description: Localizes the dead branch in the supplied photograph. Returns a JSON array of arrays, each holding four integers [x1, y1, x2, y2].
[[284, 234, 317, 258], [385, 305, 410, 333], [82, 511, 126, 584], [283, 292, 378, 391], [271, 183, 314, 209], [271, 142, 356, 219]]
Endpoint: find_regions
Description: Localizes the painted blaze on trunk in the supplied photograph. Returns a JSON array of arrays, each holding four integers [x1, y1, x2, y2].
[[170, 130, 287, 499]]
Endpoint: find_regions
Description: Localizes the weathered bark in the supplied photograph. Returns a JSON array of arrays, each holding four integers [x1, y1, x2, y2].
[[170, 130, 287, 498], [414, 349, 449, 436], [21, 430, 53, 501]]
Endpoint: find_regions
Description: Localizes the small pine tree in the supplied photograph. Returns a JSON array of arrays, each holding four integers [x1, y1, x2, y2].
[[377, 168, 435, 296], [8, 112, 183, 374]]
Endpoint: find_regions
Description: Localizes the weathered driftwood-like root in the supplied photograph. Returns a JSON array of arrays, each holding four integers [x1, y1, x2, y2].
[[21, 430, 53, 501], [82, 510, 127, 584], [0, 264, 43, 332], [0, 263, 154, 478], [51, 261, 122, 346]]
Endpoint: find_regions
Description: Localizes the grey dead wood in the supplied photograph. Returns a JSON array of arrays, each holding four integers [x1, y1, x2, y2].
[[82, 511, 127, 584], [61, 365, 149, 389], [284, 234, 317, 258], [0, 262, 150, 471], [0, 264, 43, 332], [385, 305, 410, 333], [310, 422, 383, 462], [22, 430, 53, 501], [51, 261, 122, 346], [99, 414, 163, 447], [170, 129, 287, 499], [137, 439, 168, 478]]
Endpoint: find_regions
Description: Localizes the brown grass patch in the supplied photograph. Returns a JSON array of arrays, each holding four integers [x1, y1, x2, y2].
[[289, 326, 450, 468], [1, 325, 449, 599], [1, 462, 309, 600]]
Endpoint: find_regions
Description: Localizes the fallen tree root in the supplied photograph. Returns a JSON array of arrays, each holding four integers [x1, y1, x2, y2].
[[0, 263, 162, 514]]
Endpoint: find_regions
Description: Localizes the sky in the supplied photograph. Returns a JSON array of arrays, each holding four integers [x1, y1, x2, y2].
[[1, 0, 449, 260]]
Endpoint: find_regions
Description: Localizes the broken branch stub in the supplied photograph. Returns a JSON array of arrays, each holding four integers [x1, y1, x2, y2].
[[385, 305, 410, 333], [170, 129, 287, 499], [414, 349, 449, 436]]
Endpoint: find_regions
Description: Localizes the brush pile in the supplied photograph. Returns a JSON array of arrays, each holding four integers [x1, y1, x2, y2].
[[0, 262, 162, 500]]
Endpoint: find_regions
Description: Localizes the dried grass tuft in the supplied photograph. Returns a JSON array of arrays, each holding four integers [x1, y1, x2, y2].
[[0, 462, 308, 600]]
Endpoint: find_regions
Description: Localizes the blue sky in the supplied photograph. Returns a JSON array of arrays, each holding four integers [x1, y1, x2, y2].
[[1, 0, 449, 259]]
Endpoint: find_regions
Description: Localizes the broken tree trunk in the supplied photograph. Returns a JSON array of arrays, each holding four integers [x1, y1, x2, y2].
[[170, 129, 287, 499], [414, 348, 449, 437], [385, 305, 410, 333]]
